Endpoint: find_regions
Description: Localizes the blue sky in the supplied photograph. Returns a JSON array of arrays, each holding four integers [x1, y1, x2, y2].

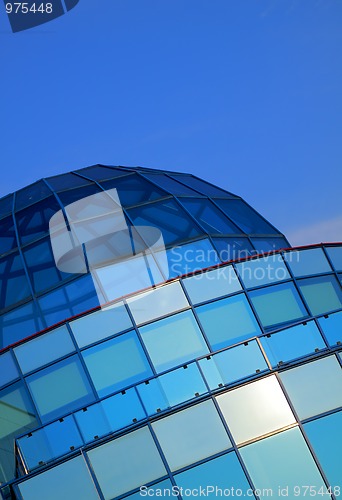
[[1, 0, 341, 246]]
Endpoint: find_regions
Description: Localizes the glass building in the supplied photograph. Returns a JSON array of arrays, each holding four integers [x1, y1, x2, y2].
[[0, 165, 341, 500]]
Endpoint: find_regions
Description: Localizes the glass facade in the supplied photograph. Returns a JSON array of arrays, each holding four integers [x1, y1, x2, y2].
[[0, 165, 341, 500]]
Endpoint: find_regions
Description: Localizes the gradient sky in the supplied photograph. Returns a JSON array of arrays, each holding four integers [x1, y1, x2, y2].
[[1, 0, 341, 246]]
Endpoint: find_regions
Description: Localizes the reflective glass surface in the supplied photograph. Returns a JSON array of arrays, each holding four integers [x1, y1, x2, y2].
[[139, 310, 209, 373], [298, 275, 342, 316], [158, 363, 208, 406], [0, 252, 31, 309], [317, 311, 342, 346], [142, 172, 200, 196], [46, 173, 93, 191], [16, 196, 61, 245], [196, 294, 261, 350], [0, 300, 44, 349], [79, 164, 126, 181], [250, 237, 289, 253], [212, 237, 254, 262], [0, 216, 16, 256], [100, 388, 146, 431], [127, 479, 174, 500], [137, 378, 169, 415], [284, 248, 331, 277], [101, 173, 167, 207], [15, 181, 52, 211], [181, 198, 242, 234], [152, 400, 232, 471], [170, 174, 233, 197], [280, 355, 342, 419], [325, 246, 342, 271], [0, 351, 19, 387], [215, 199, 276, 234], [236, 254, 290, 288], [75, 403, 111, 443]]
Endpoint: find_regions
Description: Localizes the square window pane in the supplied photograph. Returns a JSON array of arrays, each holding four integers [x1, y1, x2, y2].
[[280, 355, 342, 419], [87, 426, 167, 499], [196, 294, 261, 350], [139, 310, 209, 373], [240, 428, 326, 498], [82, 331, 152, 397], [325, 246, 342, 271], [298, 275, 342, 316], [236, 255, 290, 289], [127, 281, 189, 325], [284, 248, 331, 277], [158, 363, 208, 407], [101, 388, 146, 431], [27, 356, 95, 422], [70, 302, 132, 348], [249, 282, 307, 328], [152, 400, 231, 471], [137, 378, 169, 415], [180, 198, 242, 234], [216, 375, 296, 445], [75, 403, 112, 443], [14, 326, 75, 374], [212, 237, 254, 262], [183, 265, 241, 305], [0, 351, 19, 387], [318, 311, 342, 346], [0, 300, 44, 349]]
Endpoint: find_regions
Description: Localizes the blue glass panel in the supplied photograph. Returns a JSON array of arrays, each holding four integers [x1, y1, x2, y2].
[[139, 310, 209, 373], [101, 388, 146, 431], [158, 363, 208, 406], [27, 355, 95, 423], [15, 181, 52, 211], [260, 321, 326, 367], [181, 198, 243, 234], [82, 331, 153, 397], [127, 199, 202, 247], [298, 275, 342, 316], [101, 173, 167, 207], [240, 428, 326, 498], [212, 237, 254, 262], [249, 282, 307, 328], [0, 351, 18, 388], [0, 300, 44, 349], [142, 172, 200, 196], [170, 174, 234, 197], [318, 310, 342, 346], [136, 378, 169, 415], [304, 411, 342, 489], [0, 194, 13, 219], [16, 196, 61, 245], [128, 479, 173, 500], [250, 237, 289, 253], [75, 404, 112, 443], [0, 216, 16, 256], [196, 294, 261, 350], [325, 246, 342, 271], [77, 165, 129, 181], [18, 415, 83, 470], [175, 452, 252, 495], [236, 254, 290, 288], [57, 184, 102, 206], [284, 248, 332, 277], [0, 252, 31, 309], [47, 173, 93, 191], [183, 265, 241, 305], [215, 199, 277, 234]]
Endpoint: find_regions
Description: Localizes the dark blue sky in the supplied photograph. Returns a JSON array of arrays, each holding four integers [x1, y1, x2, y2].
[[1, 0, 341, 245]]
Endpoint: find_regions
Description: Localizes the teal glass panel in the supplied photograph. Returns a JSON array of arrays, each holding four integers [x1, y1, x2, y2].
[[101, 388, 146, 431], [240, 428, 326, 498], [217, 375, 296, 445], [196, 294, 261, 350], [127, 479, 174, 500], [127, 281, 189, 325], [260, 321, 326, 367], [280, 355, 342, 419], [75, 404, 112, 443], [183, 265, 241, 305], [18, 415, 83, 470], [284, 248, 331, 277], [0, 351, 19, 387], [82, 331, 153, 398], [158, 363, 208, 407], [152, 400, 231, 471], [14, 325, 75, 374], [87, 426, 167, 499], [325, 246, 342, 271], [298, 275, 342, 316], [249, 282, 307, 328], [139, 310, 209, 373], [137, 378, 169, 415], [27, 356, 95, 423], [175, 452, 252, 496], [0, 382, 38, 484], [236, 254, 290, 289], [200, 340, 268, 389], [70, 302, 132, 348], [318, 310, 342, 346], [18, 455, 100, 500], [304, 410, 342, 489]]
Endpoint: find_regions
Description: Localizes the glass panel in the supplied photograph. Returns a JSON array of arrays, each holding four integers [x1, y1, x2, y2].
[[47, 173, 93, 191], [0, 351, 19, 387], [14, 325, 75, 374], [75, 403, 112, 443], [0, 382, 38, 484], [212, 237, 254, 262], [183, 265, 241, 305], [196, 294, 261, 350], [175, 452, 252, 496], [0, 194, 13, 219], [284, 248, 331, 277], [137, 377, 169, 415], [215, 199, 277, 234], [260, 321, 327, 367], [250, 237, 289, 253], [139, 310, 209, 373], [181, 198, 242, 234], [18, 415, 83, 470], [0, 252, 31, 309], [200, 340, 268, 390], [236, 254, 290, 289], [87, 426, 167, 499], [27, 355, 95, 422], [0, 300, 44, 350], [57, 184, 102, 207], [0, 216, 16, 256], [170, 174, 233, 197], [318, 311, 342, 346], [70, 302, 132, 348], [304, 410, 342, 488], [249, 282, 307, 328], [142, 172, 200, 196], [152, 400, 231, 471], [101, 173, 167, 207], [298, 275, 342, 316], [217, 375, 295, 445], [101, 388, 146, 431], [127, 281, 188, 325], [158, 363, 208, 406], [240, 427, 326, 498], [77, 165, 128, 181], [15, 181, 52, 211], [127, 479, 174, 500], [16, 196, 61, 245], [17, 455, 100, 500], [280, 355, 342, 419], [82, 331, 152, 397], [326, 246, 342, 271]]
